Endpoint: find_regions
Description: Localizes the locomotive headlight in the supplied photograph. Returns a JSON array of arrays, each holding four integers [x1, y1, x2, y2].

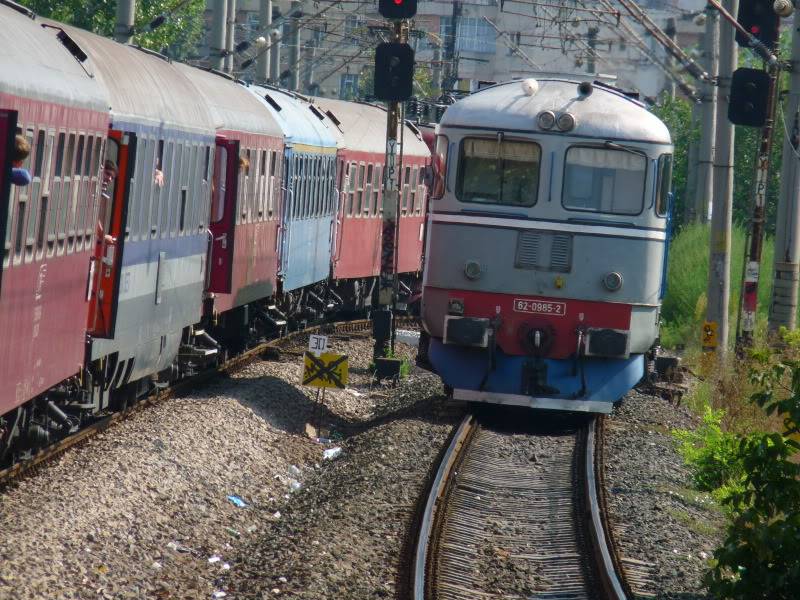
[[556, 112, 576, 132], [603, 271, 624, 292], [464, 260, 483, 280], [537, 110, 556, 130]]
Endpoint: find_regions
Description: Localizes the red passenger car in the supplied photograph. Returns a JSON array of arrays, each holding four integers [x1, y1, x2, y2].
[[312, 98, 431, 308], [0, 10, 108, 417], [178, 67, 286, 344]]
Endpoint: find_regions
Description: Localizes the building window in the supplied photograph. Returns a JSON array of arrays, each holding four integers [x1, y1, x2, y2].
[[440, 17, 496, 55], [345, 14, 360, 45], [340, 73, 360, 100]]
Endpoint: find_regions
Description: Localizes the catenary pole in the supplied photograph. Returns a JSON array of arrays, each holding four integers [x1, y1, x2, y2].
[[693, 4, 718, 224], [225, 0, 237, 73], [257, 0, 272, 83], [770, 21, 800, 331], [115, 0, 135, 44], [685, 103, 701, 221], [705, 0, 738, 354], [665, 16, 677, 98], [587, 26, 598, 74], [303, 36, 317, 93], [288, 0, 302, 90], [270, 10, 282, 83], [211, 0, 228, 71]]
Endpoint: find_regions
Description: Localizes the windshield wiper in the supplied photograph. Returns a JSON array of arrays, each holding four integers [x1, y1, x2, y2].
[[603, 141, 644, 156]]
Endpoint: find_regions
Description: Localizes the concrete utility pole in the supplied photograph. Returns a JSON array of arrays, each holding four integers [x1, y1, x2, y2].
[[270, 9, 282, 83], [225, 0, 237, 73], [211, 0, 228, 71], [257, 0, 272, 83], [115, 0, 135, 44], [684, 103, 701, 219], [288, 0, 301, 91], [693, 4, 719, 224], [705, 0, 738, 354], [665, 17, 677, 98], [444, 0, 460, 91], [432, 46, 442, 95], [587, 26, 598, 74], [770, 22, 800, 331], [303, 35, 317, 94]]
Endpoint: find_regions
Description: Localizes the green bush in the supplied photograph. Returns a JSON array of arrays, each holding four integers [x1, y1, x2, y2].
[[705, 347, 800, 598], [672, 406, 748, 502]]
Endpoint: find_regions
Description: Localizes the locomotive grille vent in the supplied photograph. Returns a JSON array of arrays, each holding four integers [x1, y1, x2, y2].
[[515, 231, 572, 272]]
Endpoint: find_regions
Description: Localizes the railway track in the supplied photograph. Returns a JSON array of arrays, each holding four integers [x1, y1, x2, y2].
[[414, 412, 629, 600], [0, 316, 419, 488]]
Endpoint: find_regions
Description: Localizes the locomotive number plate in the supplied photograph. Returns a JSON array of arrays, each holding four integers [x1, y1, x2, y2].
[[513, 298, 567, 316]]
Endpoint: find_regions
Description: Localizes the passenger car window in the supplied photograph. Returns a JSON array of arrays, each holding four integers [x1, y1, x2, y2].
[[562, 146, 646, 215], [656, 154, 673, 217], [456, 138, 540, 207]]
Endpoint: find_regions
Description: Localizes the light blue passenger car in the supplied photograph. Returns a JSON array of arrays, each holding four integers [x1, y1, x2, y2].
[[248, 86, 340, 293]]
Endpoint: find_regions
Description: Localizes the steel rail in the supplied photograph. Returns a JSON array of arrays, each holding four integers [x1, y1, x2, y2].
[[414, 413, 630, 600], [586, 417, 628, 600], [0, 316, 419, 487], [412, 414, 475, 600]]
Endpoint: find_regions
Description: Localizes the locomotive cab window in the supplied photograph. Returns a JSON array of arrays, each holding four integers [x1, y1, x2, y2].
[[562, 146, 646, 216], [655, 154, 673, 217], [456, 138, 540, 207]]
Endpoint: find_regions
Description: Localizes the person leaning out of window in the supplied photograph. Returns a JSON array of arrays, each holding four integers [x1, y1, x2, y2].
[[11, 133, 31, 187]]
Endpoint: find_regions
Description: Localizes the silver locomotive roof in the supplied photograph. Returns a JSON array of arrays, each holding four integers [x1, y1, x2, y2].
[[440, 79, 671, 145]]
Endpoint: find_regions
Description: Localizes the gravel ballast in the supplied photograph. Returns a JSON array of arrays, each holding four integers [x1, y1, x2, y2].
[[603, 389, 726, 600], [0, 332, 451, 600], [0, 327, 725, 600]]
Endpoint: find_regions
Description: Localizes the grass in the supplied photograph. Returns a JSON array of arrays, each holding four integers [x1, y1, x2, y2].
[[660, 223, 775, 352], [666, 507, 722, 538]]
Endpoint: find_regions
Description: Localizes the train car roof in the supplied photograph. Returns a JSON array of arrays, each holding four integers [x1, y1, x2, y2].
[[0, 7, 107, 112], [248, 85, 339, 150], [311, 97, 431, 158], [440, 79, 671, 145], [175, 64, 283, 138], [59, 24, 215, 136]]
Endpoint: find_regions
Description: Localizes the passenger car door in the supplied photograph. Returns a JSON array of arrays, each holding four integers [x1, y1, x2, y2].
[[208, 136, 239, 294], [87, 130, 133, 338]]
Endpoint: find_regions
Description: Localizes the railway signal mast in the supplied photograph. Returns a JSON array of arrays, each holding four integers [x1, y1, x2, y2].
[[732, 0, 784, 349], [373, 0, 416, 360]]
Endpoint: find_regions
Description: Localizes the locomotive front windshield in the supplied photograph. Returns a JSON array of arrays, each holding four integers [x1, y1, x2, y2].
[[456, 138, 540, 207], [562, 146, 646, 215]]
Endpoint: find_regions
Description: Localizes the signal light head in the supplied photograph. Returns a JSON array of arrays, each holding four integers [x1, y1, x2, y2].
[[379, 0, 417, 19]]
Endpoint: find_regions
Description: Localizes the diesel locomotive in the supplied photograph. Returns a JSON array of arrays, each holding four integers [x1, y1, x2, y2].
[[420, 78, 673, 413]]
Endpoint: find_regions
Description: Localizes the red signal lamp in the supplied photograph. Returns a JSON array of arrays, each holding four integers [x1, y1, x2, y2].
[[379, 0, 416, 19]]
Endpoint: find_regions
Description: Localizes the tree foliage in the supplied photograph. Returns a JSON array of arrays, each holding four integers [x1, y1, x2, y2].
[[18, 0, 206, 59], [705, 342, 800, 598], [653, 31, 792, 233], [650, 94, 698, 228]]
